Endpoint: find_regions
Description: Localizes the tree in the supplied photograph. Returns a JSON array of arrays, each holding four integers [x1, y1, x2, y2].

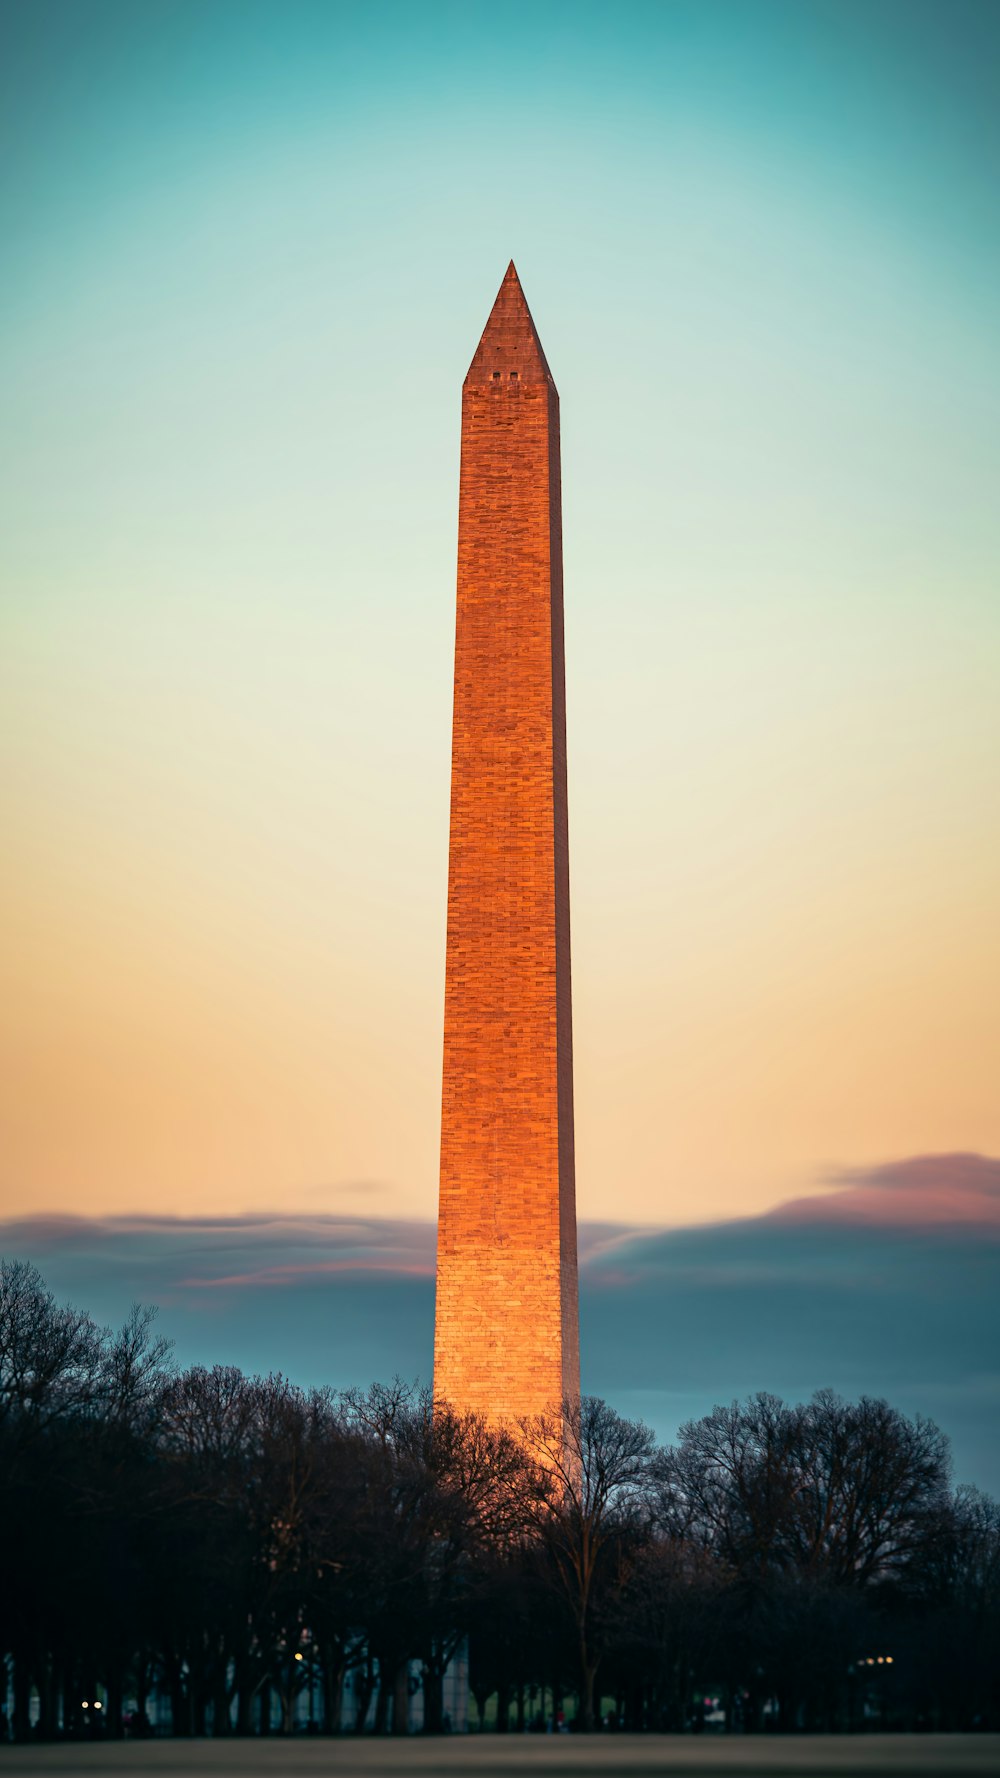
[[656, 1390, 954, 1731], [0, 1259, 103, 1453], [788, 1389, 952, 1588], [520, 1395, 658, 1731]]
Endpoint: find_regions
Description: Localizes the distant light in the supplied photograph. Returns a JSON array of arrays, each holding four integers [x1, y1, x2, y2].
[[886, 1656, 894, 1665], [94, 1702, 103, 1710], [877, 1657, 884, 1664], [866, 1658, 875, 1665], [82, 1702, 89, 1710], [295, 1653, 304, 1662]]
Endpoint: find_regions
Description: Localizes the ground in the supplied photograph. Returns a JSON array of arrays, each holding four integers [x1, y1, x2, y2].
[[1, 1736, 998, 1777]]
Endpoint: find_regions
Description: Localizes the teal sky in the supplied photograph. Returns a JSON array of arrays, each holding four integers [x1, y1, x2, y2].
[[2, 1, 999, 1230]]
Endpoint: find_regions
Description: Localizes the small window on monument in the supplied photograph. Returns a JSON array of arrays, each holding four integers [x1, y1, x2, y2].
[[510, 370, 519, 381], [492, 371, 501, 381]]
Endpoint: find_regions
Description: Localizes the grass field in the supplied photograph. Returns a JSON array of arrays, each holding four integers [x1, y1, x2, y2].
[[1, 1735, 997, 1777]]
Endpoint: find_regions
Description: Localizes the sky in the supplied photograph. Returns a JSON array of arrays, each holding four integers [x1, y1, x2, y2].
[[1, 3, 999, 1478]]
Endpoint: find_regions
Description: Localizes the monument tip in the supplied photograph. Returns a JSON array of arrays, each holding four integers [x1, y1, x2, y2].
[[466, 261, 555, 388]]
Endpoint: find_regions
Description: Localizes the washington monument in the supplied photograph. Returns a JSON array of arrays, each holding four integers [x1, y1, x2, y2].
[[433, 264, 580, 1425]]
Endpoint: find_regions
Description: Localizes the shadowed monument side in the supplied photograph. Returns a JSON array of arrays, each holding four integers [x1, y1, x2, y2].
[[433, 263, 580, 1425]]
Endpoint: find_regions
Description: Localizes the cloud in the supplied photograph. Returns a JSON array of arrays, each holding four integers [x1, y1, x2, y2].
[[0, 1210, 437, 1285], [579, 1157, 1000, 1493], [773, 1153, 1000, 1229], [1, 1157, 997, 1493], [579, 1156, 1000, 1497], [185, 1259, 435, 1289], [0, 1210, 640, 1296], [0, 1212, 440, 1390]]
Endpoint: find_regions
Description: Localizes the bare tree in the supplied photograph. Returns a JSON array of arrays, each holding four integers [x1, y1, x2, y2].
[[520, 1395, 658, 1731], [656, 1393, 802, 1580], [789, 1389, 952, 1587], [0, 1259, 103, 1450]]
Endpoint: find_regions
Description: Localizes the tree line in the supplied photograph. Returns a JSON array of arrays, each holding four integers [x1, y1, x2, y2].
[[1, 1257, 998, 1739]]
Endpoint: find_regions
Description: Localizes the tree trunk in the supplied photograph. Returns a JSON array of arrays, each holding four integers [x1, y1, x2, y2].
[[36, 1656, 54, 1740], [354, 1654, 376, 1733], [776, 1687, 793, 1734], [392, 1662, 410, 1736], [136, 1653, 152, 1736], [579, 1651, 598, 1733], [212, 1672, 230, 1736], [107, 1665, 124, 1739], [422, 1661, 444, 1735], [167, 1662, 186, 1738], [12, 1658, 31, 1743], [278, 1679, 292, 1736], [322, 1661, 344, 1735], [233, 1665, 253, 1737], [372, 1661, 392, 1736], [59, 1664, 77, 1740]]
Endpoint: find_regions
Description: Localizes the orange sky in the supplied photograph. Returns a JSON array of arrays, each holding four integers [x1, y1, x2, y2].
[[2, 1, 999, 1230]]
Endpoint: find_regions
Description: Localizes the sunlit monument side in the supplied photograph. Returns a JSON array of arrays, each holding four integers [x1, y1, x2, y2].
[[433, 263, 580, 1424]]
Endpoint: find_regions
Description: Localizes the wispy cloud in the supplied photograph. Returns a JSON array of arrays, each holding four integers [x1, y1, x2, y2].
[[186, 1258, 436, 1289], [0, 1210, 437, 1285]]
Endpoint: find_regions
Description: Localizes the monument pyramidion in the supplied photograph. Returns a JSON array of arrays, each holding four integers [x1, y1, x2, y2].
[[433, 264, 580, 1427]]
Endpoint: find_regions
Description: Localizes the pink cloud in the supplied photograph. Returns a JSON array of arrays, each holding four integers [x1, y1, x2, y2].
[[185, 1257, 436, 1288], [772, 1153, 1000, 1229]]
